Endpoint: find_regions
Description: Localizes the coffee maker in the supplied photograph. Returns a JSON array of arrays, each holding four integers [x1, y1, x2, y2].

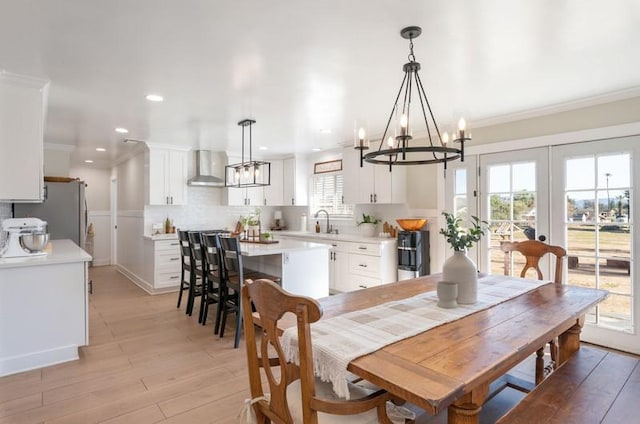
[[0, 218, 50, 258]]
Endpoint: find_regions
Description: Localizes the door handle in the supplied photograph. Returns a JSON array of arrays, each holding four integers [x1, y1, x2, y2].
[[171, 196, 173, 204], [291, 198, 295, 205], [370, 194, 373, 203], [374, 193, 377, 203], [166, 196, 169, 204]]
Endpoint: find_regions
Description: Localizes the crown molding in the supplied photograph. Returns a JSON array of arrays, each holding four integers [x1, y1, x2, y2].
[[473, 87, 640, 128]]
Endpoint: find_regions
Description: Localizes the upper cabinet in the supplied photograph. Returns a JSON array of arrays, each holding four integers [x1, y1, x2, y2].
[[262, 159, 283, 206], [342, 147, 406, 204], [283, 157, 309, 206], [146, 147, 188, 205], [0, 72, 49, 202]]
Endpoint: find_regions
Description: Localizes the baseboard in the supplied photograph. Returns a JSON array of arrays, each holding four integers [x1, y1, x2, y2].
[[116, 265, 179, 295], [0, 345, 79, 377]]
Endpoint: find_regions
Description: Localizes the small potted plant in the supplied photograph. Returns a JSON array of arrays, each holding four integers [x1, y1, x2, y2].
[[357, 213, 381, 237], [439, 212, 487, 304]]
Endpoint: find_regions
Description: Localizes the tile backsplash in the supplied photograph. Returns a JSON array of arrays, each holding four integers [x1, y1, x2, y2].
[[144, 186, 279, 234]]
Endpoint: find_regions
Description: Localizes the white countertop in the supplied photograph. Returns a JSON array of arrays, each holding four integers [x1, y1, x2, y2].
[[274, 231, 397, 244], [240, 239, 330, 257], [0, 239, 92, 269], [144, 233, 178, 241]]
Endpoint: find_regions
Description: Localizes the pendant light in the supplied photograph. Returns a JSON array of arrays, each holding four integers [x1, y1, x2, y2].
[[225, 119, 271, 188], [357, 26, 471, 172]]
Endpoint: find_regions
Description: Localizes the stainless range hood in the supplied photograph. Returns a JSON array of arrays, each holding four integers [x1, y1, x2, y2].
[[187, 150, 226, 187]]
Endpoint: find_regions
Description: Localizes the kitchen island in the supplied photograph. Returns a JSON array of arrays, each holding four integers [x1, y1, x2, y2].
[[240, 239, 330, 298], [0, 239, 91, 377]]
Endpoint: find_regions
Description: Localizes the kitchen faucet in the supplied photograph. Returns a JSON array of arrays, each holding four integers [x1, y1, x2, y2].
[[314, 209, 331, 233]]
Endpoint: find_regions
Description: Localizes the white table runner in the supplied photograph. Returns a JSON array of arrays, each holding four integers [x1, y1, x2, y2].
[[281, 275, 550, 399]]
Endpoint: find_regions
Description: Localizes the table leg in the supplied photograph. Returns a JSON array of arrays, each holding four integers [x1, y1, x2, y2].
[[447, 383, 488, 424], [558, 315, 585, 365]]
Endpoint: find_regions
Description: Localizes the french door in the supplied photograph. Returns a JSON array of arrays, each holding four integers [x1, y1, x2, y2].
[[447, 138, 639, 353], [551, 137, 639, 353], [478, 148, 551, 277]]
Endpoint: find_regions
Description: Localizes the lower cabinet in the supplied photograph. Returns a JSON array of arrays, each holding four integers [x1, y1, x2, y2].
[[153, 239, 182, 289], [279, 234, 397, 293]]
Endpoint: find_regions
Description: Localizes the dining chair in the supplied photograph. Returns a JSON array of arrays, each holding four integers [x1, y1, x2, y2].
[[199, 233, 223, 332], [186, 231, 205, 317], [500, 239, 567, 385], [241, 278, 414, 424], [176, 230, 192, 310]]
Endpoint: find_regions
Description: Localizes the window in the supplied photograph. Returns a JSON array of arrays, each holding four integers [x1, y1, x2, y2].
[[310, 172, 353, 217]]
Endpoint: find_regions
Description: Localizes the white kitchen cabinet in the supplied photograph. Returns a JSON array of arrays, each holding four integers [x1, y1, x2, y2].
[[283, 157, 309, 206], [277, 233, 397, 293], [0, 72, 49, 202], [262, 159, 283, 206], [342, 147, 406, 204], [328, 240, 349, 292], [153, 239, 182, 289], [226, 186, 263, 206], [147, 147, 188, 205], [0, 240, 91, 376]]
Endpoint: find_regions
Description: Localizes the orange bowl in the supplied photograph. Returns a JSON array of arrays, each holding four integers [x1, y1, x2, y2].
[[396, 218, 427, 231]]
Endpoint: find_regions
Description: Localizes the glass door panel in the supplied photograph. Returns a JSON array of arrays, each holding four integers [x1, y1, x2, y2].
[[552, 137, 639, 353], [479, 148, 549, 277]]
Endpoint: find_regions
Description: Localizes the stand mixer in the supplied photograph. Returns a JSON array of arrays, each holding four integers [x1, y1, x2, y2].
[[1, 218, 50, 258]]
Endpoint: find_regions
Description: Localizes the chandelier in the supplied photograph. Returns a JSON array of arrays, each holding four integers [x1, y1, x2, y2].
[[355, 26, 471, 171], [225, 119, 271, 188]]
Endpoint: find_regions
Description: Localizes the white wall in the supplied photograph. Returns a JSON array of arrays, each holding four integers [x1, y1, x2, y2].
[[69, 166, 111, 266], [43, 149, 71, 177]]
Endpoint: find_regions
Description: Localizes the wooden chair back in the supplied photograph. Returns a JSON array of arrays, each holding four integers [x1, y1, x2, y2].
[[500, 240, 567, 283], [241, 279, 323, 424]]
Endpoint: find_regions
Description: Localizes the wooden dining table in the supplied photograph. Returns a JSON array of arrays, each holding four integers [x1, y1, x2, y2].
[[278, 274, 608, 424]]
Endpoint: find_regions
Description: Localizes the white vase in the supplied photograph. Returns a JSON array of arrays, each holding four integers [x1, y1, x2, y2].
[[442, 250, 478, 304], [359, 223, 377, 237]]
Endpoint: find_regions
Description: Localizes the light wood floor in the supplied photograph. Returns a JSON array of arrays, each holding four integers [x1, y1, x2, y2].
[[1, 266, 626, 423]]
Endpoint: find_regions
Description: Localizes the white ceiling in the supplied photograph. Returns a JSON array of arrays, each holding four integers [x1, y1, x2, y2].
[[2, 0, 639, 167]]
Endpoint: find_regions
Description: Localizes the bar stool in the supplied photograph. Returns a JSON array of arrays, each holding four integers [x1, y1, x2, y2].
[[199, 233, 223, 332], [218, 236, 280, 348], [176, 230, 191, 310], [186, 231, 205, 317]]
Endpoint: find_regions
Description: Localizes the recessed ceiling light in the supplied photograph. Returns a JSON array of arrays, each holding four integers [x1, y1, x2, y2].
[[259, 146, 268, 150], [115, 127, 128, 134], [319, 128, 332, 134], [145, 94, 164, 102], [84, 160, 94, 163], [312, 148, 322, 152], [96, 147, 106, 152]]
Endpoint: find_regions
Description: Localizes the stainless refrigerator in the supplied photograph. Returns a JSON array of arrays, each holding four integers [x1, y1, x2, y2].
[[14, 180, 87, 247]]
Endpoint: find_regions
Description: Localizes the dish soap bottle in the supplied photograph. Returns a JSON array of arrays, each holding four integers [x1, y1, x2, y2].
[[315, 221, 320, 233]]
